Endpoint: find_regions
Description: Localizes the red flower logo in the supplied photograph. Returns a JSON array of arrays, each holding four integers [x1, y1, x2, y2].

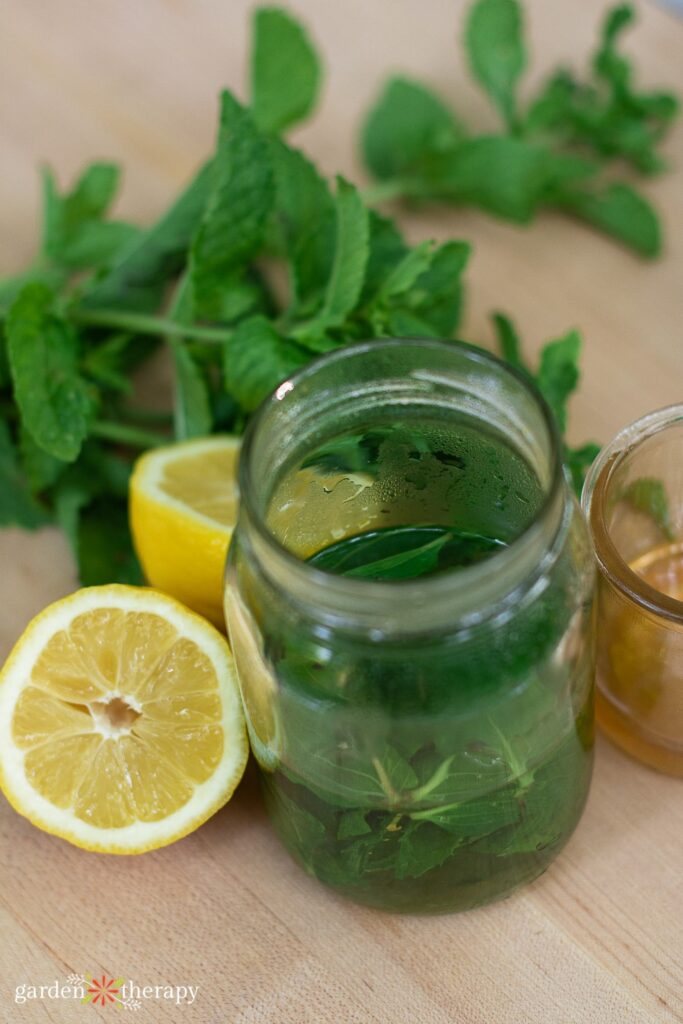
[[82, 974, 124, 1008]]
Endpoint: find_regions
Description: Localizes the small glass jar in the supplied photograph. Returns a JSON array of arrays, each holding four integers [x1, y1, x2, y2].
[[582, 405, 683, 776], [225, 339, 596, 913]]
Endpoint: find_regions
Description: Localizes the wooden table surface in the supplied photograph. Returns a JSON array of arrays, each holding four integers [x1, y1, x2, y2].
[[1, 1, 682, 1021]]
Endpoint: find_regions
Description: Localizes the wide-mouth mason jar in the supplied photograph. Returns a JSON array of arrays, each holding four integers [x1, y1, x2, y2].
[[582, 405, 683, 776], [225, 339, 596, 914]]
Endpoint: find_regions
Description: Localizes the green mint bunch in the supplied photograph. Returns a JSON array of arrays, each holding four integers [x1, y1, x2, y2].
[[361, 0, 678, 257], [0, 5, 594, 587]]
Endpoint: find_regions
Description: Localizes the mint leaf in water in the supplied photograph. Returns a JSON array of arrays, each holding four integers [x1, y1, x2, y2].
[[345, 534, 450, 581], [337, 810, 372, 840], [7, 284, 94, 461], [250, 6, 322, 135], [621, 478, 675, 541], [465, 0, 526, 128], [395, 822, 463, 880], [191, 92, 275, 319]]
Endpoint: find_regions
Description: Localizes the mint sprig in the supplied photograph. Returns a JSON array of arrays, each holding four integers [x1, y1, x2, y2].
[[361, 1, 678, 256], [0, 4, 601, 583]]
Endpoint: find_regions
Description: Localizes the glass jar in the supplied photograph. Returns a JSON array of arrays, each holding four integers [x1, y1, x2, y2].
[[225, 339, 596, 913], [582, 405, 683, 776]]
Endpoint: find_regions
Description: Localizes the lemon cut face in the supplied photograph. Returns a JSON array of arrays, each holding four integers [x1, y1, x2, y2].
[[0, 586, 248, 853], [129, 436, 241, 628]]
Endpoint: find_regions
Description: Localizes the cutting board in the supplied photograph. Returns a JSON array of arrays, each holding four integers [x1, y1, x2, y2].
[[1, 1, 682, 1020]]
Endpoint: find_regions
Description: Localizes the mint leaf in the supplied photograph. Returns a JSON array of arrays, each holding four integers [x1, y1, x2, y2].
[[593, 4, 636, 91], [171, 343, 212, 440], [435, 137, 552, 222], [0, 420, 47, 528], [82, 333, 141, 394], [191, 92, 275, 319], [345, 534, 450, 581], [395, 822, 463, 880], [362, 77, 463, 183], [337, 810, 372, 840], [621, 477, 675, 541], [565, 442, 600, 496], [251, 6, 322, 134], [267, 786, 326, 871], [60, 162, 120, 223], [492, 312, 524, 369], [295, 177, 369, 349], [465, 0, 526, 128], [168, 277, 212, 440], [360, 211, 409, 302], [19, 424, 65, 493], [77, 498, 143, 586], [83, 161, 214, 311], [40, 163, 137, 270], [535, 330, 581, 433], [376, 242, 433, 302], [564, 183, 661, 258], [412, 791, 520, 837], [58, 220, 140, 270], [375, 745, 419, 795], [7, 284, 94, 461], [54, 479, 91, 555], [0, 267, 67, 318], [270, 140, 335, 315], [492, 314, 596, 491], [527, 6, 678, 181], [223, 315, 307, 412], [397, 240, 470, 336]]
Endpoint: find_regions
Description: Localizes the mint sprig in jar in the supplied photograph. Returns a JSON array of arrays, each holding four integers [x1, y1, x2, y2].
[[225, 339, 596, 913]]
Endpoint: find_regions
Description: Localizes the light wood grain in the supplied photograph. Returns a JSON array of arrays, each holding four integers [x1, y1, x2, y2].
[[1, 1, 682, 1021]]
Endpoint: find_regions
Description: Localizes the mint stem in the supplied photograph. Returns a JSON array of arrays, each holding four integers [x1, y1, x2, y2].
[[90, 420, 168, 448], [72, 308, 232, 345]]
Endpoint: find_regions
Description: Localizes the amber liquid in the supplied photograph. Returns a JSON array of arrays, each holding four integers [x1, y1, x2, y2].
[[599, 542, 683, 776]]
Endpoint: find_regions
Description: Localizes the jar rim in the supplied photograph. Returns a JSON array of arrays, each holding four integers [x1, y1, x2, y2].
[[581, 403, 683, 625], [238, 338, 567, 633]]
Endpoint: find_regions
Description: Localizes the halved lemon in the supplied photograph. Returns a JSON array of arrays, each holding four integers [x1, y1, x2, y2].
[[0, 585, 248, 853], [129, 436, 241, 629]]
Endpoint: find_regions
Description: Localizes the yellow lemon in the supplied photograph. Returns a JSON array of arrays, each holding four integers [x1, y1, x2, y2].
[[129, 436, 240, 628], [0, 585, 248, 854]]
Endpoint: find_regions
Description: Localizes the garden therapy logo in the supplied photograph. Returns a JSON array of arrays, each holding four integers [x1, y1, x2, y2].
[[14, 973, 199, 1009]]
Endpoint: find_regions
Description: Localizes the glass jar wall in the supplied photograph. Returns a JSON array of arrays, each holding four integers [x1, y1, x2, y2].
[[226, 340, 596, 913], [582, 405, 683, 776]]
